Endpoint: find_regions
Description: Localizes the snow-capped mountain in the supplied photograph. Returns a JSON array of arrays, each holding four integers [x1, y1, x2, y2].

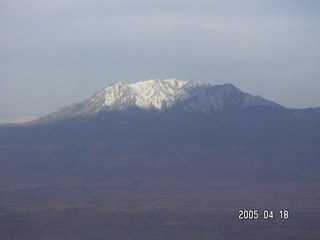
[[42, 79, 279, 121], [1, 78, 319, 191]]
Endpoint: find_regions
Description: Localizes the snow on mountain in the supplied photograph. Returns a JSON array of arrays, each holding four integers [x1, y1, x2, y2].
[[91, 79, 197, 110], [42, 79, 279, 121]]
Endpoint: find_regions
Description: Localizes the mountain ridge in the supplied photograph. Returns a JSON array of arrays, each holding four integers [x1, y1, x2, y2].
[[38, 79, 280, 122]]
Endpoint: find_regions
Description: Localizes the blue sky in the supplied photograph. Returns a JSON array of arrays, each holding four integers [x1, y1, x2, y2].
[[1, 0, 320, 119]]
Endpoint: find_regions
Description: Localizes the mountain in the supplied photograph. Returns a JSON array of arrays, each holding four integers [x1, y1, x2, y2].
[[1, 78, 319, 158], [39, 79, 279, 122], [2, 78, 318, 174], [1, 79, 320, 240]]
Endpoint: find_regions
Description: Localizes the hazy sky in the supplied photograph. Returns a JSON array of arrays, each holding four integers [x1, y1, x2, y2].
[[1, 0, 320, 119]]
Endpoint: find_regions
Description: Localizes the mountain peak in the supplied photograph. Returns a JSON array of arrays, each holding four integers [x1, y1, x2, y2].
[[41, 79, 279, 122], [91, 78, 204, 111]]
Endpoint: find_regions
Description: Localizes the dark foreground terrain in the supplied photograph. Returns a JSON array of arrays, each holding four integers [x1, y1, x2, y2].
[[1, 166, 320, 239], [0, 108, 320, 239]]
